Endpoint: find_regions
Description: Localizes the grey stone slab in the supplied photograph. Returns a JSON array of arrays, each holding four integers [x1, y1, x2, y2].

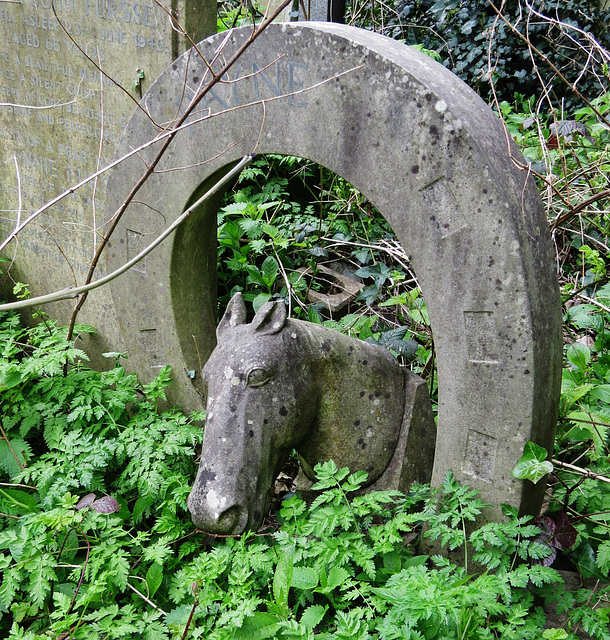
[[104, 23, 562, 521], [0, 0, 215, 361]]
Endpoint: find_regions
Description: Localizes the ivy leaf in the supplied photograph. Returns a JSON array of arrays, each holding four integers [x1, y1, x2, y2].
[[511, 441, 553, 484], [354, 263, 393, 287]]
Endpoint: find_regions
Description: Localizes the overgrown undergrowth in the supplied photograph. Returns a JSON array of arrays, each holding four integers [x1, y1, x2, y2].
[[0, 325, 605, 638], [3, 1, 610, 635], [0, 288, 609, 637]]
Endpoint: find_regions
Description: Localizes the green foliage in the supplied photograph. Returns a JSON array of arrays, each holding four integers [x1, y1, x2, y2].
[[490, 77, 610, 591], [0, 311, 204, 637], [351, 0, 610, 107], [1, 313, 609, 638], [216, 154, 435, 383], [511, 441, 554, 485], [5, 10, 610, 630]]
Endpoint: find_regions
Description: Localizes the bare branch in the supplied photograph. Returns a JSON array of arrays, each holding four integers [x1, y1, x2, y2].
[[0, 155, 255, 312]]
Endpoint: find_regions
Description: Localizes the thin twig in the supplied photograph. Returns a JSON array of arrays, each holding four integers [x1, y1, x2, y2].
[[65, 0, 293, 341], [0, 63, 359, 255], [0, 420, 25, 470], [51, 0, 160, 129], [552, 458, 610, 485], [126, 581, 168, 615], [576, 293, 610, 314], [484, 0, 610, 128], [550, 188, 610, 230], [0, 156, 255, 312]]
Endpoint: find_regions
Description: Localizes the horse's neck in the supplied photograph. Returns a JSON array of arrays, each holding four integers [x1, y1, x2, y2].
[[291, 320, 406, 485]]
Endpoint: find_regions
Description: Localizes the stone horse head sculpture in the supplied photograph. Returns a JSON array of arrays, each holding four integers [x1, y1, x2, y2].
[[187, 292, 436, 534]]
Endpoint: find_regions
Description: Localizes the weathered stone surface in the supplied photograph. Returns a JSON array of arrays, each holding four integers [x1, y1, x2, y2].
[[106, 23, 562, 520], [0, 0, 214, 361], [297, 264, 363, 313], [187, 292, 435, 534]]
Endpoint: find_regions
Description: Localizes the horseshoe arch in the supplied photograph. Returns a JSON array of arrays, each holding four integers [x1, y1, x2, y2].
[[105, 23, 562, 519]]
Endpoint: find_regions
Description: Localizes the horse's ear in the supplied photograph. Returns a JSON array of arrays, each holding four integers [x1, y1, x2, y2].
[[251, 300, 287, 335], [217, 292, 247, 339]]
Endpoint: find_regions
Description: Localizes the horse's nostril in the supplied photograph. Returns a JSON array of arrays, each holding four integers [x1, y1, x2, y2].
[[217, 506, 242, 534]]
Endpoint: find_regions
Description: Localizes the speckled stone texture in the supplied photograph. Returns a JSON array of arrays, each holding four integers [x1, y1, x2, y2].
[[105, 23, 562, 521], [187, 293, 435, 534]]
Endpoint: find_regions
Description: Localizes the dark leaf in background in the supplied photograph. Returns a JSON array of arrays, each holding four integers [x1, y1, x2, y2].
[[92, 496, 121, 514], [553, 512, 578, 551], [75, 493, 96, 510]]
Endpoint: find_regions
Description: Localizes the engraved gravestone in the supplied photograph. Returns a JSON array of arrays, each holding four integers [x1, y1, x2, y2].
[[103, 23, 562, 522], [0, 0, 214, 356]]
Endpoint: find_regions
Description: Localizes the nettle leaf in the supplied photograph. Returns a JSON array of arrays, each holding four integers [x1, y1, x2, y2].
[[542, 629, 568, 640], [291, 566, 318, 590], [560, 381, 594, 414], [307, 306, 322, 324], [238, 218, 265, 239], [511, 441, 553, 484], [300, 604, 327, 630], [165, 604, 193, 626], [566, 343, 591, 370], [326, 566, 350, 590], [588, 384, 610, 404], [222, 202, 249, 216], [145, 563, 164, 597], [232, 612, 281, 640], [565, 410, 608, 458], [252, 293, 272, 312], [261, 256, 279, 287]]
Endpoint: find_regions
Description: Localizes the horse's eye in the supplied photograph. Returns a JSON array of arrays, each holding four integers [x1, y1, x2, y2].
[[246, 367, 271, 387]]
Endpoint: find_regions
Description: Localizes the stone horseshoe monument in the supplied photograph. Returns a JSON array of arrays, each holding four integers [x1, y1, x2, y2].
[[104, 23, 562, 520]]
